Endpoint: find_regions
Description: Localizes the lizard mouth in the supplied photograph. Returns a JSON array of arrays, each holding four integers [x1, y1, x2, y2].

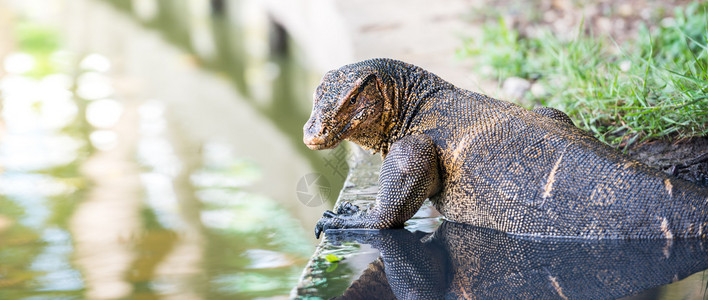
[[303, 123, 350, 150], [303, 132, 344, 150], [304, 140, 329, 150]]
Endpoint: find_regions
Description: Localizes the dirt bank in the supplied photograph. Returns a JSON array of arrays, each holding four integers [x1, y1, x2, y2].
[[628, 138, 708, 186]]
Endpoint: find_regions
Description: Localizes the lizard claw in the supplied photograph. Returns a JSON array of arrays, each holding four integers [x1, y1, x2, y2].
[[315, 211, 334, 239], [315, 217, 338, 239], [314, 204, 364, 239], [315, 225, 323, 239]]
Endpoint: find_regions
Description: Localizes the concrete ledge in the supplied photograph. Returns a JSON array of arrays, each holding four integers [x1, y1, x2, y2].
[[292, 145, 441, 298]]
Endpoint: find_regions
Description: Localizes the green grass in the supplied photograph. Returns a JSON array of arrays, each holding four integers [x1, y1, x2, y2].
[[459, 2, 708, 149]]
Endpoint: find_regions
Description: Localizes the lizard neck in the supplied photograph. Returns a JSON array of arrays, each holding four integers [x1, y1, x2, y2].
[[341, 58, 453, 158], [372, 59, 453, 156]]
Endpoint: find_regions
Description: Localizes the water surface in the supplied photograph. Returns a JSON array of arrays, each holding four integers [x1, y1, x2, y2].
[[305, 221, 708, 299], [0, 0, 345, 298]]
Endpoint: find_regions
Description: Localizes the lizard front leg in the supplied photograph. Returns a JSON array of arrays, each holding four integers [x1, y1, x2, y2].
[[315, 134, 441, 238]]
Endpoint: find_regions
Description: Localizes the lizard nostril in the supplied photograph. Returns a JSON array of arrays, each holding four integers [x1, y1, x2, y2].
[[303, 119, 318, 134], [303, 118, 328, 146]]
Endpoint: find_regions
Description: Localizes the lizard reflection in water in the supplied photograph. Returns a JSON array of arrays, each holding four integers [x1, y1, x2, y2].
[[326, 221, 708, 299]]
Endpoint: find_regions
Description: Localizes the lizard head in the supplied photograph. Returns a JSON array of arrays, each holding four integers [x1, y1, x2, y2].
[[303, 63, 391, 152]]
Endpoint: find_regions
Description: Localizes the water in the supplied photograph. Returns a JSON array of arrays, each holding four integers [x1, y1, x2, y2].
[[0, 0, 346, 298], [304, 222, 708, 299]]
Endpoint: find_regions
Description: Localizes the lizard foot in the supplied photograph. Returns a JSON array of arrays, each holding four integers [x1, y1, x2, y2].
[[314, 204, 364, 239]]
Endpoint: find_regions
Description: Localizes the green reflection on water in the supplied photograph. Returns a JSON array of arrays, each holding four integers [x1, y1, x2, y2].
[[190, 153, 314, 298], [0, 197, 43, 285], [13, 22, 61, 78], [0, 3, 326, 297], [0, 16, 90, 298], [126, 207, 179, 296]]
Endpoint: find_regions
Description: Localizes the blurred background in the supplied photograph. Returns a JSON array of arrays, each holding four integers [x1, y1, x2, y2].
[[0, 0, 354, 298], [0, 0, 703, 299]]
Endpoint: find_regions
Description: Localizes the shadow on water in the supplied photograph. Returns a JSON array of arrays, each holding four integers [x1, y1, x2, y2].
[[313, 222, 708, 299]]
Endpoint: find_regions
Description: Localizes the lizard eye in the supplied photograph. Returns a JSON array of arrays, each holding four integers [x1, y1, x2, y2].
[[349, 93, 357, 105]]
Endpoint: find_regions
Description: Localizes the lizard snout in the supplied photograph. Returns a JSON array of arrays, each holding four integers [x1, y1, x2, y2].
[[303, 118, 328, 150]]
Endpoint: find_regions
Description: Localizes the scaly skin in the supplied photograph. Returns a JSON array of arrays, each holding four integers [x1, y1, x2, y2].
[[303, 58, 708, 239]]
